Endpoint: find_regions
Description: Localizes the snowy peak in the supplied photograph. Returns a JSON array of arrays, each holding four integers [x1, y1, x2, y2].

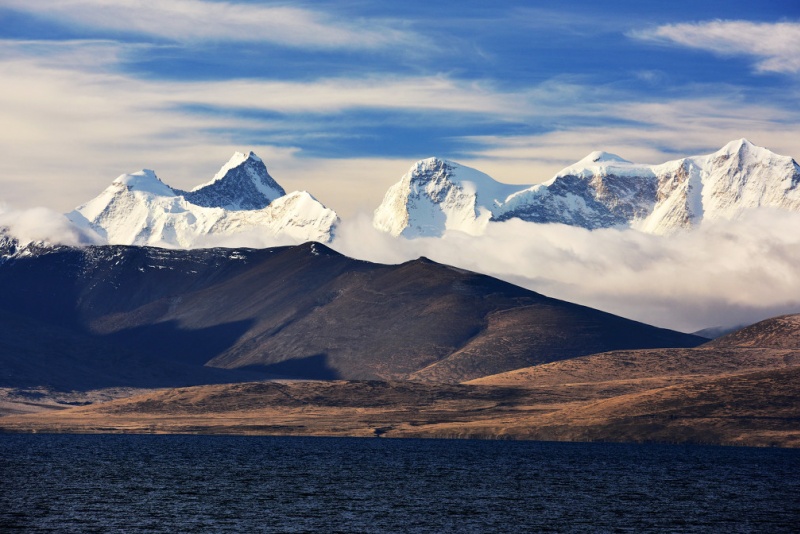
[[373, 157, 526, 237], [69, 151, 337, 247], [212, 151, 262, 182], [113, 169, 175, 197], [402, 157, 518, 196], [706, 138, 800, 177], [374, 140, 800, 237], [717, 138, 755, 156], [700, 139, 798, 181], [581, 151, 631, 165], [552, 150, 649, 181], [183, 151, 286, 210]]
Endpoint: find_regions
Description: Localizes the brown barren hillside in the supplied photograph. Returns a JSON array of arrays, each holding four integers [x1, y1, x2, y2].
[[706, 313, 800, 349], [468, 347, 800, 389], [3, 315, 799, 447], [0, 381, 551, 438], [2, 366, 798, 447], [2, 267, 798, 447], [493, 366, 800, 447]]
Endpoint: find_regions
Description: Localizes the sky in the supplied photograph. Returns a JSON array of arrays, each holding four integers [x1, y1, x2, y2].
[[1, 0, 800, 332], [1, 0, 799, 215]]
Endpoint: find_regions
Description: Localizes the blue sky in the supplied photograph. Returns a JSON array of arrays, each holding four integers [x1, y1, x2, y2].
[[1, 0, 799, 215]]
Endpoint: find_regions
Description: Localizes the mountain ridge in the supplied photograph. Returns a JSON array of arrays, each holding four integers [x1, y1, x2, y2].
[[374, 139, 800, 237], [179, 151, 286, 210], [0, 240, 704, 389], [67, 152, 338, 247]]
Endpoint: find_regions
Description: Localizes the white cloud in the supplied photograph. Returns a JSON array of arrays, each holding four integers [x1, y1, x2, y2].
[[1, 39, 799, 219], [0, 40, 505, 115], [330, 211, 800, 333], [464, 95, 800, 184], [276, 157, 415, 221], [0, 40, 520, 212], [2, 0, 417, 50], [630, 20, 800, 74], [0, 206, 104, 246], [172, 76, 519, 115]]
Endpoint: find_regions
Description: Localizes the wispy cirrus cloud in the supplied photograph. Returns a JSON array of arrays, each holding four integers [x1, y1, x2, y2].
[[0, 40, 515, 116], [630, 20, 800, 74], [460, 91, 800, 186], [1, 37, 799, 217], [0, 0, 418, 50], [0, 39, 521, 211]]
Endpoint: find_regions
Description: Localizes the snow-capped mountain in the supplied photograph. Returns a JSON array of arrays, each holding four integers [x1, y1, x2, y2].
[[495, 151, 659, 230], [68, 152, 338, 247], [373, 157, 526, 237], [0, 231, 20, 259], [179, 151, 285, 210], [638, 139, 800, 234], [374, 139, 800, 236]]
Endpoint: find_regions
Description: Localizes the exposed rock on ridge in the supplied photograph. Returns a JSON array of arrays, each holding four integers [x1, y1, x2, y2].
[[180, 151, 285, 210]]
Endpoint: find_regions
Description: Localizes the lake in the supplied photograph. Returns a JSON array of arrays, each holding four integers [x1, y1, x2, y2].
[[1, 434, 798, 532]]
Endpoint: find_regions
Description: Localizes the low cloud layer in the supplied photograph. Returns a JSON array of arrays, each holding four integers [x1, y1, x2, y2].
[[0, 206, 103, 247], [3, 204, 799, 334], [331, 211, 800, 333]]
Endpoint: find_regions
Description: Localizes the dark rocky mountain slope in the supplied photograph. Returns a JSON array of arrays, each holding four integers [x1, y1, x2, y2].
[[0, 241, 704, 389]]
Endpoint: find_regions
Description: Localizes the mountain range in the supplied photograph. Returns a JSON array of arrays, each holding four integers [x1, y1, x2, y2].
[[374, 139, 800, 237], [2, 139, 799, 447], [1, 230, 798, 447], [67, 151, 338, 247], [22, 139, 795, 248]]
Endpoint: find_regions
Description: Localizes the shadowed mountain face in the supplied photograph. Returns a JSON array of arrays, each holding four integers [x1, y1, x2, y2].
[[0, 241, 704, 389]]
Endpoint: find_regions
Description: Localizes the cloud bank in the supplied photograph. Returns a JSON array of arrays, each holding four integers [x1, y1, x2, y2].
[[3, 202, 799, 334], [0, 206, 103, 247], [330, 211, 800, 333], [631, 20, 800, 74]]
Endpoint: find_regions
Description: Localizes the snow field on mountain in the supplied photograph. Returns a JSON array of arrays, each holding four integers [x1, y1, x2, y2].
[[373, 158, 525, 237], [374, 139, 800, 237], [67, 152, 338, 248]]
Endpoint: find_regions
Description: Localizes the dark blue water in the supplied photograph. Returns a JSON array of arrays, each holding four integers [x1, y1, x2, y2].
[[1, 435, 798, 532]]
